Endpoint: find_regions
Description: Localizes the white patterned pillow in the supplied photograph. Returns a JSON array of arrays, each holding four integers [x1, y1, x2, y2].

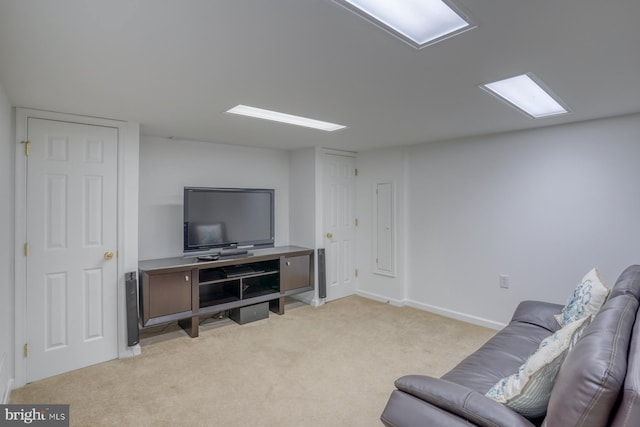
[[555, 268, 609, 327], [485, 315, 591, 417]]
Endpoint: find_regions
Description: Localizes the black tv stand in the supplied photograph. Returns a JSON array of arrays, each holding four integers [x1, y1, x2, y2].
[[138, 246, 314, 338]]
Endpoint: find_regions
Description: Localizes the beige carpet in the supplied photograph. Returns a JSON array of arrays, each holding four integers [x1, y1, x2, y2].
[[10, 296, 495, 427]]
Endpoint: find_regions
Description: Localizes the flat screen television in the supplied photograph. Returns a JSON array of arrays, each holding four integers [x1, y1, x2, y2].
[[183, 187, 275, 255]]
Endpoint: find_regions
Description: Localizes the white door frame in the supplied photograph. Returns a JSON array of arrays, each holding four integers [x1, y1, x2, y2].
[[14, 108, 140, 387]]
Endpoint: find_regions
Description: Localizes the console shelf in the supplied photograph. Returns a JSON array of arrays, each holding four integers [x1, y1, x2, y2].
[[139, 246, 314, 337]]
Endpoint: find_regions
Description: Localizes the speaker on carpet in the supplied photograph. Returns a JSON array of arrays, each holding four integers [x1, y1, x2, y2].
[[125, 272, 140, 346], [318, 248, 326, 299]]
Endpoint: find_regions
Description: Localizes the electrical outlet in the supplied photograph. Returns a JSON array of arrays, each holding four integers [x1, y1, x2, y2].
[[499, 274, 510, 289]]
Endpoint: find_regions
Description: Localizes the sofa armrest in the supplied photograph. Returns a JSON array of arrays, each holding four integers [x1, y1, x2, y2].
[[394, 375, 536, 427], [511, 300, 563, 332]]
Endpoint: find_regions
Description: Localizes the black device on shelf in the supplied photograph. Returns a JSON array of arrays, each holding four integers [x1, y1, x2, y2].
[[222, 265, 255, 278], [183, 187, 275, 255]]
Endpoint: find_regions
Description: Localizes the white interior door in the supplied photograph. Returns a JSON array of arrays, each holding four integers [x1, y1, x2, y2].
[[323, 153, 356, 301], [25, 118, 119, 382]]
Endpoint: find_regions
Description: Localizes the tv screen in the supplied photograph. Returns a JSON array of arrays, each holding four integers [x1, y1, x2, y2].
[[183, 187, 275, 254]]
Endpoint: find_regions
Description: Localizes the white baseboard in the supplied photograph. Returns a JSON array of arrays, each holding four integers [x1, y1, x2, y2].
[[290, 291, 321, 307], [120, 344, 141, 358], [353, 290, 506, 330], [405, 299, 505, 330], [310, 297, 324, 307], [355, 289, 404, 307]]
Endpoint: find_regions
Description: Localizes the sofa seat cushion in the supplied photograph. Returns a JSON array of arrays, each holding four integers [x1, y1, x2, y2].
[[443, 321, 553, 393]]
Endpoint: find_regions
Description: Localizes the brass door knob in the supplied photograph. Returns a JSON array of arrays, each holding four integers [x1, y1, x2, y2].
[[104, 251, 114, 261], [326, 232, 333, 239]]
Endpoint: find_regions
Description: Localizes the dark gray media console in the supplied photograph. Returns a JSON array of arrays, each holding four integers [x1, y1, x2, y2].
[[138, 246, 314, 337]]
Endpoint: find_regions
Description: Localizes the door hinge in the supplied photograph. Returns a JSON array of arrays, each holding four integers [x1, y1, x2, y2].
[[355, 218, 359, 227], [354, 168, 358, 176], [24, 243, 29, 256], [355, 269, 359, 278], [23, 343, 28, 358], [21, 140, 30, 156]]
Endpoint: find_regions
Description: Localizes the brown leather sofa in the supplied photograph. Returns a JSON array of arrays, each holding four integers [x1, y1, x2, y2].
[[381, 265, 640, 427]]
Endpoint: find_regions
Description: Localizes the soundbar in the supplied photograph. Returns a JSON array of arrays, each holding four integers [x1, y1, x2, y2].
[[219, 248, 249, 257]]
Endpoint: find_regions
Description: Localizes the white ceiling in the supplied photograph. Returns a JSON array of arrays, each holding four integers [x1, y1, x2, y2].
[[0, 0, 639, 151]]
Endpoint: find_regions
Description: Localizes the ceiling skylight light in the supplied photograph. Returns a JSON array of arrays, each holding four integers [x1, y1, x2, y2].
[[482, 74, 569, 118], [334, 0, 475, 49], [225, 105, 346, 132]]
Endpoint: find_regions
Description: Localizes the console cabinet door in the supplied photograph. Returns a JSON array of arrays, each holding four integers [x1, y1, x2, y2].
[[148, 271, 192, 318], [281, 255, 311, 292]]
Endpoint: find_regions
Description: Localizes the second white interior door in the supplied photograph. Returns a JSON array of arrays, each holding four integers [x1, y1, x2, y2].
[[323, 153, 356, 301]]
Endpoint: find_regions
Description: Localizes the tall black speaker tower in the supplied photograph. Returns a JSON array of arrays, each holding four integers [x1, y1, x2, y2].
[[318, 248, 327, 299], [125, 272, 140, 346]]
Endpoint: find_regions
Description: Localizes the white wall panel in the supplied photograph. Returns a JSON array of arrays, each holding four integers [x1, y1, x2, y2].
[[46, 136, 68, 162], [329, 241, 339, 285], [83, 176, 103, 247], [83, 268, 103, 341], [342, 240, 352, 282], [355, 147, 407, 305], [375, 182, 394, 275], [84, 139, 104, 163], [341, 186, 350, 227], [45, 272, 68, 350], [329, 184, 338, 228], [45, 175, 67, 250]]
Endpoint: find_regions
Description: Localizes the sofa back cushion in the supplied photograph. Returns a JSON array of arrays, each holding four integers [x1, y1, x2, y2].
[[543, 295, 638, 427], [611, 314, 640, 427], [555, 268, 610, 327], [485, 316, 591, 418], [608, 265, 640, 300]]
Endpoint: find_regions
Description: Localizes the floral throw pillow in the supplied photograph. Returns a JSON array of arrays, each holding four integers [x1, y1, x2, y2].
[[485, 315, 591, 417], [555, 268, 609, 327]]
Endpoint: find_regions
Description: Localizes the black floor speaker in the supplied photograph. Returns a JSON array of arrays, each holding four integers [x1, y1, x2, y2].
[[318, 248, 327, 299], [125, 272, 140, 346]]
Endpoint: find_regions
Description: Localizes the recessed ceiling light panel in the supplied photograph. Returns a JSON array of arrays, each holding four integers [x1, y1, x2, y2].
[[334, 0, 475, 49], [482, 74, 570, 119], [226, 105, 346, 131]]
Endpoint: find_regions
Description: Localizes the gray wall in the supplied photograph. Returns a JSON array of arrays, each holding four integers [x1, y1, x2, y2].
[[289, 147, 317, 249], [356, 114, 640, 327], [0, 81, 13, 402], [138, 136, 291, 260]]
